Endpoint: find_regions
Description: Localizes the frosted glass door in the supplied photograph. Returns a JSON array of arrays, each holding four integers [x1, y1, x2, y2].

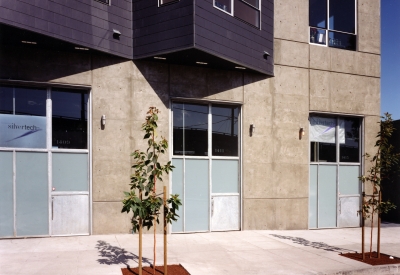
[[0, 152, 14, 237], [185, 159, 209, 231], [16, 152, 49, 236], [318, 165, 337, 228], [338, 165, 360, 227]]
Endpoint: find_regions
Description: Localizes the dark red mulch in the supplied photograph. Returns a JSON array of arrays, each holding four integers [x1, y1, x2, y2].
[[340, 252, 400, 265], [121, 264, 190, 275]]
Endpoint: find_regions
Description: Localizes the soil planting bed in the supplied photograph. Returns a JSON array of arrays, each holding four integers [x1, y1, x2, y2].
[[340, 252, 400, 265], [121, 264, 190, 275]]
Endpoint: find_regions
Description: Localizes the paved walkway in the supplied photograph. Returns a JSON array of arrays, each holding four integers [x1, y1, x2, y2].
[[1, 223, 400, 275]]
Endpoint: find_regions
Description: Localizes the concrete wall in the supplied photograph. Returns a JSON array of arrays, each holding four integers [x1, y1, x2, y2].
[[0, 0, 381, 233]]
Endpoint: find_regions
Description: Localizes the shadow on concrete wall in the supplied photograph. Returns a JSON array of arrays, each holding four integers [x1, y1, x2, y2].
[[96, 240, 151, 267], [0, 45, 128, 84], [134, 60, 269, 106]]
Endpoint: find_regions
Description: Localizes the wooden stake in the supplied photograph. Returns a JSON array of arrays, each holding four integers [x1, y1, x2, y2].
[[139, 191, 143, 275], [362, 192, 365, 261], [164, 186, 168, 275], [377, 190, 382, 259]]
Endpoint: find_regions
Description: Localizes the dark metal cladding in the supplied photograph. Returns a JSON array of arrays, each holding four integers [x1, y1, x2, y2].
[[0, 0, 133, 58], [132, 0, 273, 75]]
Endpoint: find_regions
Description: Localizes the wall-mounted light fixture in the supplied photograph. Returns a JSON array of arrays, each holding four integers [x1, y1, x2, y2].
[[263, 51, 270, 60], [101, 115, 106, 126], [250, 124, 255, 137], [113, 29, 121, 39], [299, 127, 305, 140]]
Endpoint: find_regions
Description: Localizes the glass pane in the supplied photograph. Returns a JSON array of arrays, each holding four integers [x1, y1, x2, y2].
[[212, 160, 239, 193], [185, 159, 209, 231], [185, 104, 208, 156], [310, 28, 326, 45], [234, 0, 260, 28], [212, 105, 239, 156], [329, 0, 355, 33], [0, 86, 13, 114], [309, 0, 327, 28], [172, 103, 184, 155], [0, 151, 14, 237], [15, 87, 47, 116], [243, 0, 259, 8], [0, 114, 46, 148], [339, 165, 360, 195], [328, 31, 356, 51], [215, 0, 232, 13], [16, 152, 49, 236], [339, 118, 360, 162], [310, 116, 337, 162], [309, 165, 318, 228], [160, 0, 177, 4], [338, 196, 360, 227], [171, 159, 184, 232], [52, 89, 88, 149], [52, 153, 88, 191], [318, 165, 337, 228]]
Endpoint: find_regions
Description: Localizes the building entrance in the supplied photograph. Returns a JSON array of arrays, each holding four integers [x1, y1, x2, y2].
[[171, 102, 241, 232], [0, 85, 90, 238], [309, 115, 361, 228]]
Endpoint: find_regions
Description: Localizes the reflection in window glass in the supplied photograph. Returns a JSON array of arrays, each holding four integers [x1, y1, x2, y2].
[[160, 0, 178, 5], [310, 28, 326, 45], [215, 0, 232, 13], [243, 0, 259, 8], [0, 86, 13, 114], [339, 118, 360, 162], [328, 31, 356, 51], [309, 0, 327, 28], [234, 0, 260, 28], [173, 103, 208, 156], [52, 89, 88, 149], [329, 0, 355, 34], [212, 105, 239, 156], [15, 87, 47, 117]]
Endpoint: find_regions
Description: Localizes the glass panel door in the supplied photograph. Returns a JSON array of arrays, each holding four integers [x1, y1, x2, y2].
[[172, 102, 241, 233]]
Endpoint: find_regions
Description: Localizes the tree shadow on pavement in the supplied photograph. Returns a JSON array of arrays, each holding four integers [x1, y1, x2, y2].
[[96, 240, 151, 267], [269, 234, 356, 253]]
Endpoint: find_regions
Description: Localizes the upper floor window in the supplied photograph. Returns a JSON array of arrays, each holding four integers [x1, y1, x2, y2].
[[95, 0, 110, 5], [309, 0, 356, 51], [159, 0, 179, 6], [214, 0, 261, 28]]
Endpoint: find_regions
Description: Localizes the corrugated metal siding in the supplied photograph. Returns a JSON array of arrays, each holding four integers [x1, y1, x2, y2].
[[0, 0, 132, 58], [132, 0, 194, 58], [194, 0, 274, 74]]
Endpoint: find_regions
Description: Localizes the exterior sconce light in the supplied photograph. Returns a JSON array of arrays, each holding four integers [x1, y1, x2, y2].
[[101, 115, 106, 126], [299, 127, 305, 140], [113, 29, 121, 39], [263, 51, 270, 60], [250, 124, 255, 137]]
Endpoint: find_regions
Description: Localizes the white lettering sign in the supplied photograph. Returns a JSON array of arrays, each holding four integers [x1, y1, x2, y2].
[[0, 114, 46, 148]]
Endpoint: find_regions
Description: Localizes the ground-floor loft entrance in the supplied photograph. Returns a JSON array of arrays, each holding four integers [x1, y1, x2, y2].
[[171, 102, 241, 233], [0, 85, 90, 238], [309, 115, 362, 229]]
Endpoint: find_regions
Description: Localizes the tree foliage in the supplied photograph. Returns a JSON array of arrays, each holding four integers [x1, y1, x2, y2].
[[121, 106, 181, 232]]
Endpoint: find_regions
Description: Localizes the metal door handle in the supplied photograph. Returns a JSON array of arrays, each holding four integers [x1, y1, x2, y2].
[[339, 198, 341, 214], [211, 198, 214, 216], [52, 197, 54, 220]]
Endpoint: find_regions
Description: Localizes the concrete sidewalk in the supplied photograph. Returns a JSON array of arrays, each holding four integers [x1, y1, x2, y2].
[[1, 223, 400, 275]]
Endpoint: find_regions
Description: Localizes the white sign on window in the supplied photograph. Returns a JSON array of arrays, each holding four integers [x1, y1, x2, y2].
[[310, 116, 344, 144], [0, 114, 46, 148]]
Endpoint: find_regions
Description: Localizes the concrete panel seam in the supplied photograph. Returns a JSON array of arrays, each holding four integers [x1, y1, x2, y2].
[[309, 68, 380, 79]]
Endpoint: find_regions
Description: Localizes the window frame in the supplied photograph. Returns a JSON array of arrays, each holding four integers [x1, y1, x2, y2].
[[309, 0, 358, 51], [213, 0, 262, 29]]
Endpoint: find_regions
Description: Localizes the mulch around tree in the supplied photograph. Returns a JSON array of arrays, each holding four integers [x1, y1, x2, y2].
[[340, 252, 400, 265], [121, 264, 190, 275]]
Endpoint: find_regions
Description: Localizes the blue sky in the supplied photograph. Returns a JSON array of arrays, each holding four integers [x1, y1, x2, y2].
[[381, 0, 400, 119]]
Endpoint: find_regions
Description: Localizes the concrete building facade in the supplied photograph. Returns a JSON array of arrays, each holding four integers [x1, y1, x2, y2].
[[0, 0, 380, 237]]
